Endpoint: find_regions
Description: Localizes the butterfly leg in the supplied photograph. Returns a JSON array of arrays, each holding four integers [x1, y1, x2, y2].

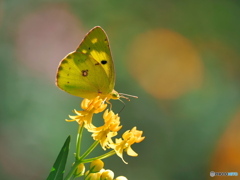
[[105, 99, 112, 110]]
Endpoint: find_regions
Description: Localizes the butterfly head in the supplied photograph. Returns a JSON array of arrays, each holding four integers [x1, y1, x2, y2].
[[109, 90, 138, 101], [109, 89, 121, 100]]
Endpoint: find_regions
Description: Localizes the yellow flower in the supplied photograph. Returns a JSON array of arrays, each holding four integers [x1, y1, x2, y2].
[[66, 96, 107, 128], [89, 110, 122, 150], [110, 127, 145, 164]]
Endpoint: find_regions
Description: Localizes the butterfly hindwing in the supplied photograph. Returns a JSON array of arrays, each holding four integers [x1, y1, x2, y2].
[[56, 51, 110, 99]]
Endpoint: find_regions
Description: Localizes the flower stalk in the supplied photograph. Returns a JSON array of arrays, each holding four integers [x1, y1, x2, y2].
[[75, 124, 84, 160]]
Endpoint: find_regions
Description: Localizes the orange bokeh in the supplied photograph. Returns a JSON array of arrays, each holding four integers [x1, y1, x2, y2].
[[209, 109, 240, 179], [127, 29, 203, 99]]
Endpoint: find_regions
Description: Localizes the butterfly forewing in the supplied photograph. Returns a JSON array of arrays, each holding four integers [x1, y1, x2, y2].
[[75, 26, 115, 92]]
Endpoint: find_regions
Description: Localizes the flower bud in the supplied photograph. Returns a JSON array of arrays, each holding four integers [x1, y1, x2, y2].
[[90, 159, 104, 172], [75, 163, 85, 177], [115, 176, 128, 180], [85, 170, 90, 177], [85, 172, 101, 180], [100, 169, 114, 180]]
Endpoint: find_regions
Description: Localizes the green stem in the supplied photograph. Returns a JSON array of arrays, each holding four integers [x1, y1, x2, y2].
[[82, 150, 116, 163], [64, 141, 100, 180], [79, 141, 100, 160], [64, 161, 80, 180], [75, 124, 84, 160]]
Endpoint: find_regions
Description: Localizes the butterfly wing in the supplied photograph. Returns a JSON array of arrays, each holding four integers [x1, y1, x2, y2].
[[75, 26, 115, 92], [56, 51, 111, 99], [56, 26, 116, 99]]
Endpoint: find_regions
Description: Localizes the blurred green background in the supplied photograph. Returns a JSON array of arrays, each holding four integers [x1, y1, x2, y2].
[[1, 0, 240, 179]]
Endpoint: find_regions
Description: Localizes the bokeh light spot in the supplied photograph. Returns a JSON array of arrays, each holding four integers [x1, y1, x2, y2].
[[210, 109, 240, 179], [15, 5, 84, 81], [127, 29, 203, 99]]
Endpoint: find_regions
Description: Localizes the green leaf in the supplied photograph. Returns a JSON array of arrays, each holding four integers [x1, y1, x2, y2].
[[46, 136, 71, 180]]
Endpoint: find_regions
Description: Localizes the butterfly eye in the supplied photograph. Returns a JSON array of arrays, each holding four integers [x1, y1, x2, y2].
[[110, 93, 120, 100]]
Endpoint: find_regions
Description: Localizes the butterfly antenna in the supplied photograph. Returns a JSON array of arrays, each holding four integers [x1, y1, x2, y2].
[[118, 98, 126, 113], [117, 93, 138, 113], [119, 93, 138, 101]]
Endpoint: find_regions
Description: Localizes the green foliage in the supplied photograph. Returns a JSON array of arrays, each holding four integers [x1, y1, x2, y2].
[[46, 136, 71, 180]]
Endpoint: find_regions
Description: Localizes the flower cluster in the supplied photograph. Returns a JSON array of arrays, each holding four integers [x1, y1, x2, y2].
[[67, 96, 145, 164], [65, 96, 145, 179]]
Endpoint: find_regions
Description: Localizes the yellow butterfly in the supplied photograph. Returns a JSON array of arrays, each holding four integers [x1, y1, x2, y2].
[[56, 26, 137, 101]]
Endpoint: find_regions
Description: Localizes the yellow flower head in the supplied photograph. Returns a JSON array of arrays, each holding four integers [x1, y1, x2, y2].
[[110, 127, 145, 164], [66, 96, 107, 128], [90, 109, 122, 150], [81, 97, 107, 113]]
